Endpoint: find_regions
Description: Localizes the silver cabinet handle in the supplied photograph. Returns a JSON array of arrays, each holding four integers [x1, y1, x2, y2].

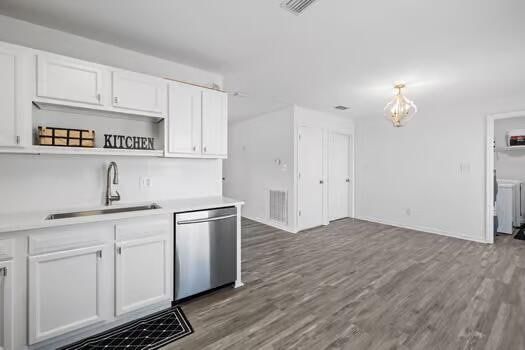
[[97, 93, 101, 101], [192, 146, 196, 151], [346, 178, 350, 183], [319, 180, 324, 184], [0, 267, 7, 276], [97, 250, 103, 258], [117, 246, 122, 255], [203, 146, 207, 153], [114, 96, 119, 104], [177, 214, 237, 225]]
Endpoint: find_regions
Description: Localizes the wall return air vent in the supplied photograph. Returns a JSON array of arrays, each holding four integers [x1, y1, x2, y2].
[[281, 0, 320, 15]]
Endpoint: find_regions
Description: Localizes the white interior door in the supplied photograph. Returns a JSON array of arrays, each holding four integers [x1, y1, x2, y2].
[[115, 235, 170, 316], [328, 132, 352, 221], [28, 245, 106, 344], [297, 126, 324, 230]]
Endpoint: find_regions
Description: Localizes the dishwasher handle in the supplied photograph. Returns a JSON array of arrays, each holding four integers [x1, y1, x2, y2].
[[177, 213, 237, 225]]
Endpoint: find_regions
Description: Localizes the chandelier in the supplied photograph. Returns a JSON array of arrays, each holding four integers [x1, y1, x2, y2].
[[384, 82, 417, 127]]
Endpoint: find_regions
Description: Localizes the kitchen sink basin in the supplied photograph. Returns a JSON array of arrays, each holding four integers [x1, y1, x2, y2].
[[45, 203, 162, 220]]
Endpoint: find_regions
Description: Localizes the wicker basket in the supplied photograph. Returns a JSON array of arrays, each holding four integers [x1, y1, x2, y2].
[[38, 126, 95, 147]]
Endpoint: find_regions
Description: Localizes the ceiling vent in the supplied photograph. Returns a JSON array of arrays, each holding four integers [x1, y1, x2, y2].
[[281, 0, 320, 15], [334, 105, 350, 111]]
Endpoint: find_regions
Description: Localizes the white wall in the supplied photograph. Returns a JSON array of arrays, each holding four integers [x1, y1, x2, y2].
[[355, 94, 525, 243], [495, 116, 525, 181], [223, 107, 295, 230], [0, 15, 224, 214], [0, 154, 222, 214], [224, 105, 355, 232], [0, 15, 222, 88]]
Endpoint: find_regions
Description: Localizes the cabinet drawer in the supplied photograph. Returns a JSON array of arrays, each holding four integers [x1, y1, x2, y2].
[[115, 218, 170, 242], [28, 224, 109, 256]]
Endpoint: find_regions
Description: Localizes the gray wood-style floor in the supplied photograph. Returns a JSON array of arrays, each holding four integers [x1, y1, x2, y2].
[[167, 218, 525, 350]]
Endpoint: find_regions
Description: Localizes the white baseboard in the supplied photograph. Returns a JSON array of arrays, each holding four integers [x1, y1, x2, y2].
[[355, 215, 488, 244], [242, 214, 298, 233]]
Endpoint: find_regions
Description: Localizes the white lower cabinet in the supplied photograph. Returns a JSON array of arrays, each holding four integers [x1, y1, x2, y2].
[[0, 261, 14, 350], [115, 235, 170, 316], [21, 216, 171, 347], [28, 245, 107, 344]]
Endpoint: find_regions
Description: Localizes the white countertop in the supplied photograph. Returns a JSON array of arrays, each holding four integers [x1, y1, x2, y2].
[[0, 196, 244, 234]]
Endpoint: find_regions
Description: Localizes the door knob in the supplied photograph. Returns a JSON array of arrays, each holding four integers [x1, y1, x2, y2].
[[346, 178, 350, 183]]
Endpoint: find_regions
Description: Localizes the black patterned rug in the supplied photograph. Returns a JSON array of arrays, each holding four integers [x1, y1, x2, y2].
[[58, 306, 193, 349], [515, 226, 525, 241]]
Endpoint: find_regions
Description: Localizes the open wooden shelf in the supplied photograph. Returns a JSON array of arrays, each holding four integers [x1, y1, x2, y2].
[[6, 146, 164, 157], [495, 145, 525, 152]]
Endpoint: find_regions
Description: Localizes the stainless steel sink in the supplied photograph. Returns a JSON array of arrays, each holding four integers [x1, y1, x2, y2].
[[45, 203, 162, 220]]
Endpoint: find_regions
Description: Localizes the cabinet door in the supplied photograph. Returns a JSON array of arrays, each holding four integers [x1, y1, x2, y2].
[[0, 261, 13, 350], [28, 245, 106, 344], [112, 70, 166, 114], [115, 235, 170, 316], [202, 89, 228, 157], [0, 43, 29, 147], [36, 53, 104, 106], [167, 81, 202, 155]]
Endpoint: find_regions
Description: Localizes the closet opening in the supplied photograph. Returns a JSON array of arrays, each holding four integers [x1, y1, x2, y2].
[[486, 111, 525, 244]]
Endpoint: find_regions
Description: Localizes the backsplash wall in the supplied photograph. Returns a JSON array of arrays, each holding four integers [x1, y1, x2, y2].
[[0, 154, 223, 214]]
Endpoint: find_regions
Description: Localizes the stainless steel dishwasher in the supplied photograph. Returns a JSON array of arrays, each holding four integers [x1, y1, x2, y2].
[[174, 206, 237, 301]]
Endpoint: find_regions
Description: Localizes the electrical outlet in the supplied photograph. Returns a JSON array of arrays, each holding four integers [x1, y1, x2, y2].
[[139, 176, 153, 189], [459, 162, 471, 174]]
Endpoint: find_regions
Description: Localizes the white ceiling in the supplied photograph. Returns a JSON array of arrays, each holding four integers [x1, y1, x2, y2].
[[1, 0, 524, 121]]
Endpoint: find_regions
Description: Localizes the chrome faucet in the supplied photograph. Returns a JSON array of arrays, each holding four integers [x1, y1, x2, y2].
[[105, 161, 120, 206]]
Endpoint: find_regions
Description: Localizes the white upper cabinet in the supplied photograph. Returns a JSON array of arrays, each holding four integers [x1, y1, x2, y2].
[[166, 82, 228, 159], [0, 42, 31, 147], [36, 53, 105, 106], [167, 81, 202, 155], [111, 70, 166, 115], [34, 52, 167, 119], [202, 89, 228, 157]]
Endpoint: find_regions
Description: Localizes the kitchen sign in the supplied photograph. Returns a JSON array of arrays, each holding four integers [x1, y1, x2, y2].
[[104, 134, 155, 150]]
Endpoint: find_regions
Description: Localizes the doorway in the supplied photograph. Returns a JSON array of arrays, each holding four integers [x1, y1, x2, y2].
[[486, 110, 525, 243]]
